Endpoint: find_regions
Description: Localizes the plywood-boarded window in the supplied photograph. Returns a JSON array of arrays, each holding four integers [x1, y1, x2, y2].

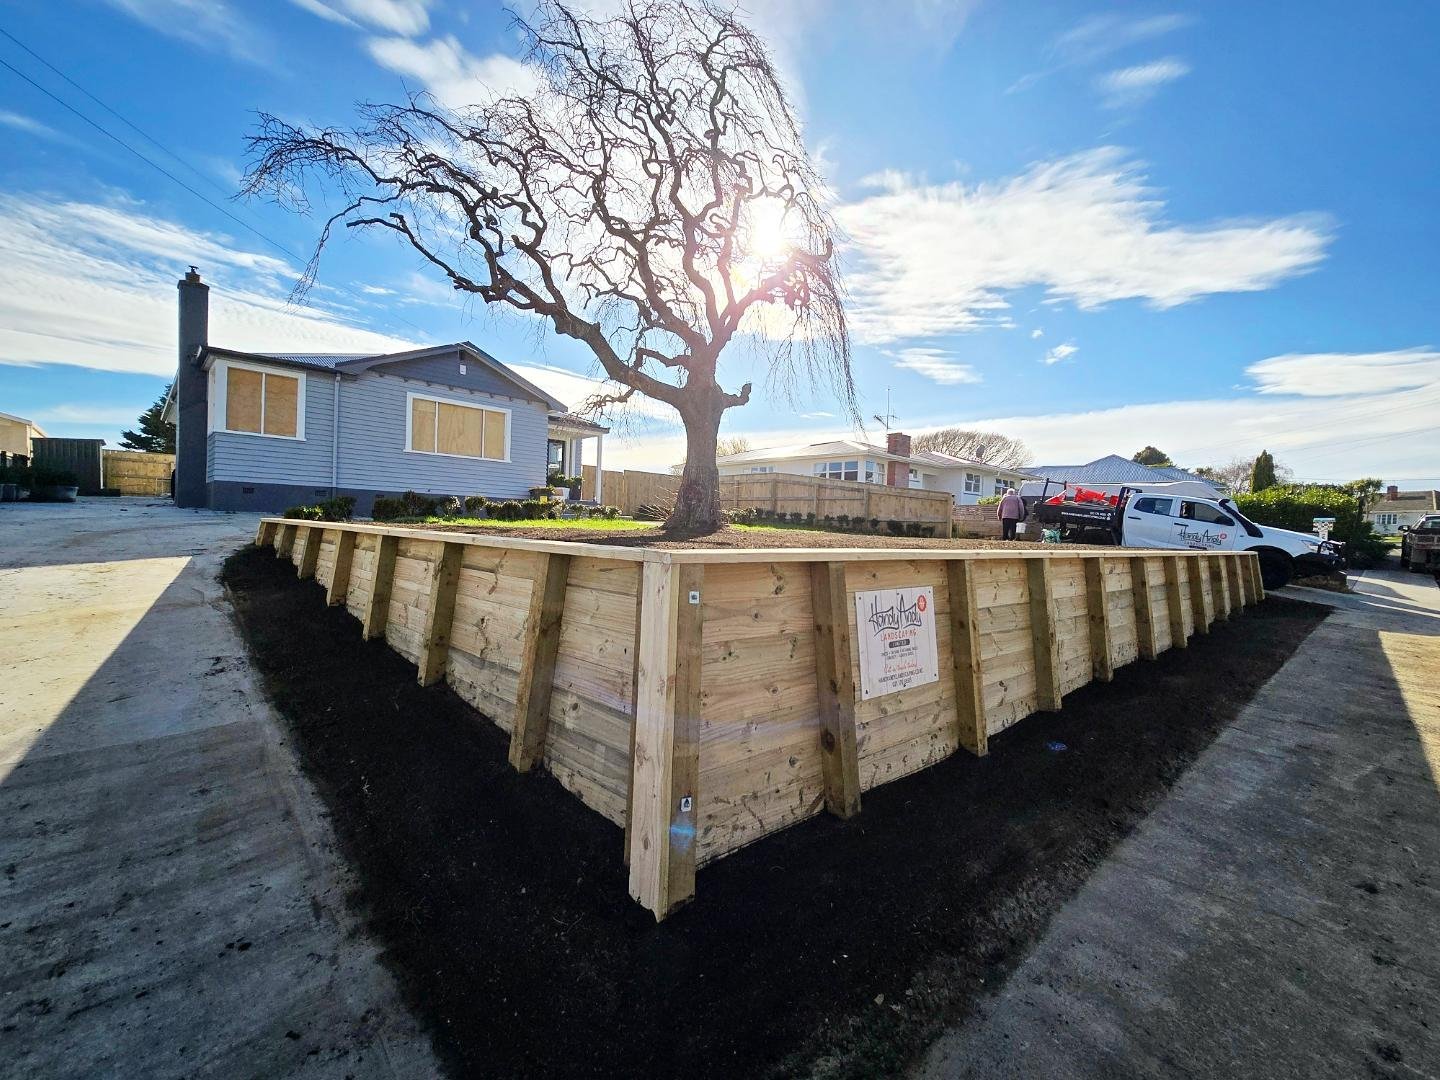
[[408, 394, 507, 460], [224, 365, 301, 438]]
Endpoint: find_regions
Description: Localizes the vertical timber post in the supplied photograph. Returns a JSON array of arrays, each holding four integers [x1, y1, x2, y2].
[[326, 530, 356, 607], [509, 553, 573, 772], [1209, 556, 1231, 620], [256, 520, 278, 547], [1226, 555, 1247, 609], [1130, 557, 1158, 660], [1187, 556, 1211, 634], [296, 526, 320, 580], [627, 558, 703, 919], [945, 560, 987, 757], [623, 570, 647, 866], [275, 522, 296, 560], [810, 561, 863, 817], [362, 534, 398, 641], [1027, 559, 1062, 711], [416, 541, 463, 686], [1162, 558, 1188, 648], [1249, 552, 1266, 602], [1084, 557, 1114, 682]]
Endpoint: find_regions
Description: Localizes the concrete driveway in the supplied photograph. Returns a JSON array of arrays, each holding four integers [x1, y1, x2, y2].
[[913, 556, 1440, 1078], [0, 499, 436, 1078]]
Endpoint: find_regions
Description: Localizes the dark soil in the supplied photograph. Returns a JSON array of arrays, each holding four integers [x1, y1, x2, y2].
[[386, 521, 1099, 550], [222, 545, 1327, 1080]]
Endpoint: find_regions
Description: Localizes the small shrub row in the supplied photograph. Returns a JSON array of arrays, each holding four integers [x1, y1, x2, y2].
[[366, 490, 617, 524], [283, 495, 355, 522], [734, 506, 939, 538]]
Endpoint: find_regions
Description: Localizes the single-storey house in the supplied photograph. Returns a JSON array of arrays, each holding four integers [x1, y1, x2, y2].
[[1368, 487, 1440, 532], [0, 411, 46, 458], [715, 433, 1037, 504], [163, 268, 607, 515], [1020, 455, 1220, 499]]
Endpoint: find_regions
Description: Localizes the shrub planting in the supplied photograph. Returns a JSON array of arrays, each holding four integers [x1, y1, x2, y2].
[[1233, 485, 1389, 568]]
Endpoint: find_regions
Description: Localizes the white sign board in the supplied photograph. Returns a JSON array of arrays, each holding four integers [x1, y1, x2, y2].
[[854, 586, 940, 701]]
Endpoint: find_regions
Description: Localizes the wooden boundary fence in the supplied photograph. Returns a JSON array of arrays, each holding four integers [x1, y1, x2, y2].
[[102, 450, 174, 496], [256, 517, 1264, 920], [583, 466, 954, 529]]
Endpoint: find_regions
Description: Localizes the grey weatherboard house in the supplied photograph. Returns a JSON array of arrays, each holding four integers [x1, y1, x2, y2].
[[165, 268, 608, 515]]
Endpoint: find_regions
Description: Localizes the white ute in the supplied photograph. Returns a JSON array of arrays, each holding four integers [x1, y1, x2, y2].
[[1031, 481, 1347, 590]]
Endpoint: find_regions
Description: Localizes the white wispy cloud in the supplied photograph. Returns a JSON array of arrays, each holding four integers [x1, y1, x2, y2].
[[1042, 342, 1077, 366], [1247, 348, 1440, 397], [837, 147, 1331, 344], [1009, 12, 1193, 95], [887, 347, 982, 385], [294, 0, 432, 35], [0, 111, 64, 141], [367, 35, 538, 108], [101, 0, 270, 63], [0, 192, 417, 376], [1030, 328, 1044, 339], [1097, 57, 1191, 107]]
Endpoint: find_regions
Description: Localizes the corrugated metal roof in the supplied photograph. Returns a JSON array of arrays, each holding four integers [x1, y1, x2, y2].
[[252, 352, 372, 370], [1027, 454, 1214, 488], [547, 411, 609, 434]]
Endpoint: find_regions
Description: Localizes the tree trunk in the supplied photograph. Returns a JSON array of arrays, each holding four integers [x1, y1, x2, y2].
[[667, 405, 725, 534]]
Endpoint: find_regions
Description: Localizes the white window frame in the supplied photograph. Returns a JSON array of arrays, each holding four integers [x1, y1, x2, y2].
[[210, 358, 307, 441], [404, 390, 512, 462], [964, 472, 982, 495], [748, 465, 775, 473]]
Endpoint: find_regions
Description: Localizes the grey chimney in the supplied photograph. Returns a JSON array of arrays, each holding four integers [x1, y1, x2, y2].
[[174, 266, 209, 508]]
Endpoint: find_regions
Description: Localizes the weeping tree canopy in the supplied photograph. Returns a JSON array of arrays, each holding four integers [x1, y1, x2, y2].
[[912, 428, 1032, 469], [244, 0, 852, 532]]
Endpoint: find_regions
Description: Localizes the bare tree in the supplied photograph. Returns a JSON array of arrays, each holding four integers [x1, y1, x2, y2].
[[912, 428, 1033, 469], [243, 0, 851, 532]]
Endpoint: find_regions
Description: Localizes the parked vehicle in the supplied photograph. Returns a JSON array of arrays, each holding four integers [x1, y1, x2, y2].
[[1399, 515, 1440, 572], [1030, 481, 1347, 589]]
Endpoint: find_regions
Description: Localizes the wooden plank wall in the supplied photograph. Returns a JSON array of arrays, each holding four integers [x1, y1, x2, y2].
[[101, 450, 174, 496], [261, 520, 1262, 920]]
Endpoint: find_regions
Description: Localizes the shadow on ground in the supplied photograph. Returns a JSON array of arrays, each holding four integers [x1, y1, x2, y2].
[[221, 544, 1329, 1080]]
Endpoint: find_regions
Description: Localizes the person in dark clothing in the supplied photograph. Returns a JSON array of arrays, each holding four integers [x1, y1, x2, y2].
[[997, 487, 1025, 541]]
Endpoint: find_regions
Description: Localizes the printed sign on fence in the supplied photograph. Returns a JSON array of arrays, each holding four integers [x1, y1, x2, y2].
[[854, 586, 939, 701]]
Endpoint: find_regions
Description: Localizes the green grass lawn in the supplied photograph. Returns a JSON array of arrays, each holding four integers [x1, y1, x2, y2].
[[402, 515, 652, 531]]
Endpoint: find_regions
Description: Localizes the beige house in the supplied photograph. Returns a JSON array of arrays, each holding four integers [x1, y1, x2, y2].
[[1368, 486, 1440, 532], [0, 411, 46, 457], [716, 432, 1036, 505]]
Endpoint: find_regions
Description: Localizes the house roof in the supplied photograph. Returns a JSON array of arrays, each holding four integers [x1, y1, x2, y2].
[[0, 411, 46, 436], [1027, 454, 1215, 488], [1370, 490, 1440, 513], [717, 439, 1037, 476], [194, 342, 570, 412]]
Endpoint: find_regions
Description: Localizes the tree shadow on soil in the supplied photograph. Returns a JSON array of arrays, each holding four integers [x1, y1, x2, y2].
[[221, 545, 1330, 1080]]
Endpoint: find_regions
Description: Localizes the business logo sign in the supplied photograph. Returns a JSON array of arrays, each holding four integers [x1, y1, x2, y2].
[[1172, 524, 1228, 549], [854, 586, 939, 700]]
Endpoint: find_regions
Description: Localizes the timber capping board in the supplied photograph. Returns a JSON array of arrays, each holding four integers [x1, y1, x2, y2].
[[259, 519, 1262, 920]]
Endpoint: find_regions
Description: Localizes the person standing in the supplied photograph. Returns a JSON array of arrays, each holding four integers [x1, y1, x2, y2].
[[997, 487, 1026, 541]]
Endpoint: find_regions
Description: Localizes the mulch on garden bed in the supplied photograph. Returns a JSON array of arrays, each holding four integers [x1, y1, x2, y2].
[[383, 521, 1097, 550], [222, 545, 1327, 1080]]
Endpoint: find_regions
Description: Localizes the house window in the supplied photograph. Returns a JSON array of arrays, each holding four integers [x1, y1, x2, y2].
[[994, 478, 1008, 496], [865, 459, 881, 483], [1375, 512, 1398, 528], [964, 472, 982, 495], [748, 465, 774, 473], [547, 439, 566, 473], [222, 363, 303, 439], [408, 393, 508, 460], [909, 467, 922, 489], [814, 460, 860, 481]]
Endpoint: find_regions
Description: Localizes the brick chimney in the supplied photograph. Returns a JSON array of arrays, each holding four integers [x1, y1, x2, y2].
[[885, 431, 911, 487], [1386, 485, 1399, 501], [174, 266, 210, 508]]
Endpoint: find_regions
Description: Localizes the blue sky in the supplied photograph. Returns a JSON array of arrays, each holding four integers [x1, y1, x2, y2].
[[1, 0, 1437, 484]]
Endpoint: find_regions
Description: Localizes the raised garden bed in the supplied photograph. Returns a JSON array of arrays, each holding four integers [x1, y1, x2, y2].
[[255, 518, 1265, 920]]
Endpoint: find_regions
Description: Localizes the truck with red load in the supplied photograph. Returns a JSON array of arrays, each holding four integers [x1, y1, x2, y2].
[[1028, 481, 1347, 590]]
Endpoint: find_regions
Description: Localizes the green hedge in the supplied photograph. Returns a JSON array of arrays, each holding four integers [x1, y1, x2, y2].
[[1232, 485, 1388, 568]]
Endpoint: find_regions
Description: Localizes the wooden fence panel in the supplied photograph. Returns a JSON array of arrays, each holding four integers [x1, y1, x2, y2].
[[101, 450, 174, 496]]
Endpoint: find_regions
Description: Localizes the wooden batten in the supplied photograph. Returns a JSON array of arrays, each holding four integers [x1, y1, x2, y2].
[[1162, 558, 1188, 648], [627, 560, 703, 919], [416, 541, 464, 687], [1227, 555, 1248, 608], [296, 526, 321, 581], [507, 552, 573, 772], [1249, 552, 1266, 602], [256, 520, 278, 548], [810, 561, 862, 818], [1084, 558, 1114, 682], [362, 534, 399, 641], [326, 530, 356, 607], [1130, 557, 1159, 660], [1186, 557, 1211, 634], [1208, 557, 1231, 620], [275, 522, 296, 559], [1027, 559, 1062, 710], [945, 561, 988, 756], [622, 578, 646, 867]]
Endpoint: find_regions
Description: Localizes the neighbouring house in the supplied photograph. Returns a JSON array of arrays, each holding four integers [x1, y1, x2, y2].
[[1021, 454, 1220, 499], [1368, 486, 1440, 532], [0, 411, 46, 458], [715, 432, 1037, 504], [162, 268, 608, 515]]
